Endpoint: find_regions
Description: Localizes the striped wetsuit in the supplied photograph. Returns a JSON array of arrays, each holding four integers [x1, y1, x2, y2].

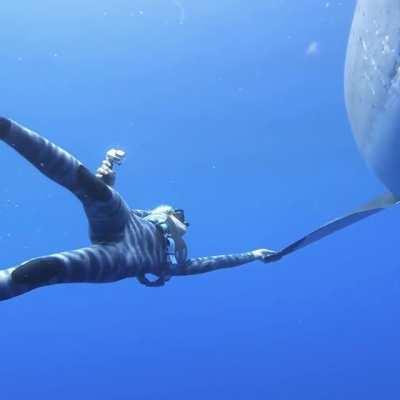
[[0, 118, 259, 301]]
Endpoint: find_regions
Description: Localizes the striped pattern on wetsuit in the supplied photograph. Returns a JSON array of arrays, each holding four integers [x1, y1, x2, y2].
[[0, 118, 165, 300], [179, 252, 256, 275], [0, 118, 259, 301]]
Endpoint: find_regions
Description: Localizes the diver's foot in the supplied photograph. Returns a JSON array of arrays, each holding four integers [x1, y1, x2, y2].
[[0, 117, 11, 139]]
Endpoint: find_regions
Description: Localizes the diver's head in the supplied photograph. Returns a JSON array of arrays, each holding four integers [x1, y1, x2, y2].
[[151, 205, 189, 235]]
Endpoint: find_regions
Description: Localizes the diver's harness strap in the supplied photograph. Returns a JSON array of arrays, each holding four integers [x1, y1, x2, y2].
[[137, 218, 179, 288], [267, 192, 400, 262]]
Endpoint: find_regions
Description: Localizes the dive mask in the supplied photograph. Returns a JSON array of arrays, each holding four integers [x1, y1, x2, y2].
[[174, 209, 190, 227]]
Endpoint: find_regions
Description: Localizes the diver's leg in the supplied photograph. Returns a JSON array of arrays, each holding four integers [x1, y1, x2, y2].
[[0, 117, 112, 202], [0, 244, 131, 301]]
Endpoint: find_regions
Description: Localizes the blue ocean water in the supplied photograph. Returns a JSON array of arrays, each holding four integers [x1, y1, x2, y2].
[[1, 0, 399, 398]]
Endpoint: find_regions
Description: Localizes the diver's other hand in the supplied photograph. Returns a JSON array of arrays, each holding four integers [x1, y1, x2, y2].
[[96, 161, 116, 186], [253, 248, 282, 263], [106, 148, 126, 165]]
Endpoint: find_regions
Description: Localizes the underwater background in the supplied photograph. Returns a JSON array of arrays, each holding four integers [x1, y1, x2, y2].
[[1, 0, 399, 398]]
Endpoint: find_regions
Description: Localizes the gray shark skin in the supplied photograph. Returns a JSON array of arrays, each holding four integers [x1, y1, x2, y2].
[[345, 0, 400, 195]]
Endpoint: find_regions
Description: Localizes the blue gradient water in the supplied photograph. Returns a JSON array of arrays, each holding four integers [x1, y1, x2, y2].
[[1, 1, 399, 399]]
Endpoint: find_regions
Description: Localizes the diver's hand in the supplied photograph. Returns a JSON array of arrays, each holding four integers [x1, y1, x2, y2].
[[96, 160, 116, 186], [96, 148, 126, 186], [106, 149, 126, 165], [253, 249, 282, 263]]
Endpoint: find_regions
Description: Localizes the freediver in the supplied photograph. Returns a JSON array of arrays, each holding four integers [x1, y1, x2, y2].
[[0, 118, 278, 301]]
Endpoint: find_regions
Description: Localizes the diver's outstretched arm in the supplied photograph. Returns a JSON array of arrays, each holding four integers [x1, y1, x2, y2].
[[0, 118, 82, 193], [176, 249, 276, 276], [0, 118, 132, 244], [0, 117, 112, 202], [0, 244, 130, 301]]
